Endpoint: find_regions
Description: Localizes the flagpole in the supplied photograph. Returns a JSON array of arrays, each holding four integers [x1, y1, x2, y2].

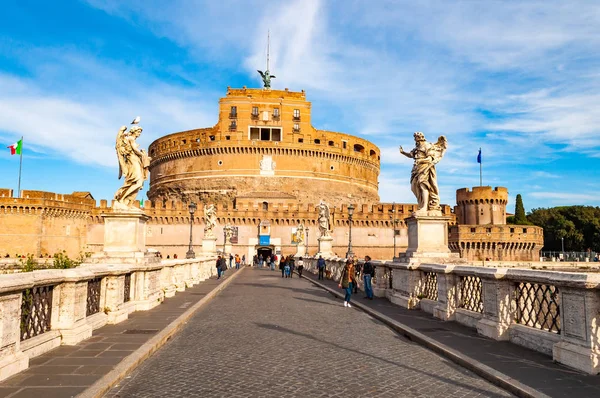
[[17, 136, 23, 198], [479, 147, 482, 187]]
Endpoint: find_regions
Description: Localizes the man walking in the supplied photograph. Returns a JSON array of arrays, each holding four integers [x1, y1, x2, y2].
[[317, 256, 326, 280], [216, 255, 223, 279], [362, 255, 375, 299]]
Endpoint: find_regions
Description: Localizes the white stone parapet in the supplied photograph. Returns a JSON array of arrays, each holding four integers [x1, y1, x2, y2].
[[0, 256, 216, 381], [371, 260, 600, 375]]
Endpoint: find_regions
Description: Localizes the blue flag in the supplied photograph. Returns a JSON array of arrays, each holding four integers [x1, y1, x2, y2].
[[477, 148, 482, 164]]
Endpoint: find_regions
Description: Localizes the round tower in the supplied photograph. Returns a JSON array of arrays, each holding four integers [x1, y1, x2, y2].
[[147, 87, 380, 206], [455, 186, 508, 225]]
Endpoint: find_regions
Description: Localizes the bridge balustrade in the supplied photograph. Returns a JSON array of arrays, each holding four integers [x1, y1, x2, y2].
[[300, 255, 600, 375], [0, 256, 217, 381]]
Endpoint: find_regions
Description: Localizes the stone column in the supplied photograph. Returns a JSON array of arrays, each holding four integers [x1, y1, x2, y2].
[[433, 270, 459, 321], [53, 281, 93, 345], [0, 293, 29, 381], [202, 236, 218, 254], [103, 275, 129, 324], [404, 214, 454, 259], [476, 279, 515, 341], [553, 288, 600, 374], [388, 266, 421, 309]]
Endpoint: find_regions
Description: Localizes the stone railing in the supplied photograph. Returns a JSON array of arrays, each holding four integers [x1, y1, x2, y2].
[[374, 262, 600, 375], [300, 256, 599, 374], [0, 256, 216, 381]]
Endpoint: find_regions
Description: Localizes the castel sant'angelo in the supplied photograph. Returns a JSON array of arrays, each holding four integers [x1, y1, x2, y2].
[[0, 83, 543, 262]]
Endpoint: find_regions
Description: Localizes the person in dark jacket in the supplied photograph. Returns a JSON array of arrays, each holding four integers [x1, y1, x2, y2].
[[317, 256, 326, 280], [279, 256, 287, 278], [216, 255, 223, 279], [362, 255, 375, 299], [297, 257, 304, 277], [338, 259, 356, 307]]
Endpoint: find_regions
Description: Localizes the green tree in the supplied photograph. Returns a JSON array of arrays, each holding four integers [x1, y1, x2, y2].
[[514, 194, 529, 225]]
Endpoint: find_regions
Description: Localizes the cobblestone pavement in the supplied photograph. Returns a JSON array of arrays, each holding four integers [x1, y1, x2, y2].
[[106, 268, 513, 398]]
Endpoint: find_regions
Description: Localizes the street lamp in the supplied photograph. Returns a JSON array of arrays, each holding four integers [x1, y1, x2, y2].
[[391, 202, 399, 260], [305, 228, 309, 256], [561, 237, 565, 260], [346, 204, 355, 259], [185, 202, 197, 259]]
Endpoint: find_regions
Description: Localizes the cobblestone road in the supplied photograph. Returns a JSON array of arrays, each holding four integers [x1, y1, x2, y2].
[[106, 269, 512, 398]]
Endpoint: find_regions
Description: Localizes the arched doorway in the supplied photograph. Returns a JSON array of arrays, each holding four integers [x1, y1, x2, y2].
[[256, 245, 273, 261]]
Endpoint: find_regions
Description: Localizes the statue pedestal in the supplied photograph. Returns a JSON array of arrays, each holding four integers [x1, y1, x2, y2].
[[401, 214, 458, 261], [87, 210, 158, 265], [316, 236, 335, 258], [202, 236, 217, 254], [224, 243, 233, 256], [295, 244, 306, 257]]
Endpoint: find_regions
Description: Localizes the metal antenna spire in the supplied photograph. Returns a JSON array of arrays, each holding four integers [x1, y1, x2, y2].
[[267, 29, 270, 71]]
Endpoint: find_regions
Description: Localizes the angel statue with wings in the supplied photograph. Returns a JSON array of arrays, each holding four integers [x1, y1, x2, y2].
[[295, 223, 305, 245], [317, 201, 331, 237], [257, 69, 276, 89], [399, 132, 447, 215], [113, 121, 151, 210], [203, 204, 217, 238]]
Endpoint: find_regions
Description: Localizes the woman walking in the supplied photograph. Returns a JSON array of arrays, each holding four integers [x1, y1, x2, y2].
[[338, 259, 356, 307], [297, 257, 304, 277]]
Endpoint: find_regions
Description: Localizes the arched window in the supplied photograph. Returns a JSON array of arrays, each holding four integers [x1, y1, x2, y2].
[[262, 202, 269, 211]]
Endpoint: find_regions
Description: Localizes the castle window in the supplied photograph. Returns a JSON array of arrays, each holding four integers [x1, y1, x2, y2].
[[330, 166, 335, 170], [225, 135, 231, 140], [370, 149, 376, 157], [273, 108, 280, 118], [522, 228, 527, 233], [251, 106, 259, 119], [298, 138, 304, 143], [230, 106, 237, 118], [328, 141, 334, 146], [314, 139, 321, 144], [209, 135, 215, 141], [486, 228, 491, 233], [342, 140, 347, 149], [217, 160, 223, 166], [293, 123, 300, 132], [470, 228, 476, 233], [354, 144, 365, 153], [229, 121, 237, 131], [510, 228, 515, 233], [196, 138, 200, 143], [182, 139, 187, 145], [249, 126, 282, 141], [293, 109, 300, 120], [262, 202, 268, 211]]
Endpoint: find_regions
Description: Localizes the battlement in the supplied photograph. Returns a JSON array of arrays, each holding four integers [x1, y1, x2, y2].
[[0, 189, 95, 215], [225, 86, 306, 100], [456, 186, 508, 204]]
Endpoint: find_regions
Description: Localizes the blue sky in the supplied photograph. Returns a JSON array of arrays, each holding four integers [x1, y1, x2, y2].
[[1, 0, 599, 211]]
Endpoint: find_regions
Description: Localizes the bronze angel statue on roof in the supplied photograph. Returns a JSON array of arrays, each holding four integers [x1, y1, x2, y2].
[[113, 119, 151, 210], [399, 132, 447, 215], [257, 69, 276, 89]]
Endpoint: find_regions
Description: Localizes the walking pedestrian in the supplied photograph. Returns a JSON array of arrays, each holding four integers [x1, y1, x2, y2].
[[220, 256, 226, 278], [258, 254, 263, 268], [235, 254, 241, 269], [288, 256, 295, 278], [229, 253, 234, 269], [279, 256, 286, 277], [317, 255, 326, 280], [338, 259, 356, 307], [297, 257, 304, 277], [242, 254, 246, 266], [270, 254, 275, 271], [362, 255, 375, 300], [353, 260, 362, 294], [284, 257, 291, 278], [216, 255, 223, 279]]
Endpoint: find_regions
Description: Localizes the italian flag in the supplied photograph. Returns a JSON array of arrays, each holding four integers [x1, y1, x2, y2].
[[8, 139, 22, 155]]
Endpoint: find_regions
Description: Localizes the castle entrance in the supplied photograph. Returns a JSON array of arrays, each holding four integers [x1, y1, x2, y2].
[[256, 246, 273, 261]]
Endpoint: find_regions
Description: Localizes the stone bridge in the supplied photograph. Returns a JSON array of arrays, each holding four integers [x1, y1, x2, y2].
[[0, 255, 599, 397]]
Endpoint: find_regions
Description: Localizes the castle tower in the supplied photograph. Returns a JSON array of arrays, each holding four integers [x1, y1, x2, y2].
[[455, 186, 508, 225]]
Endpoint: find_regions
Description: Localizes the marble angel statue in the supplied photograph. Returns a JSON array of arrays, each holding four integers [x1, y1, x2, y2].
[[317, 201, 331, 237], [295, 223, 305, 245], [399, 132, 447, 214], [203, 204, 217, 238], [113, 122, 151, 210]]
